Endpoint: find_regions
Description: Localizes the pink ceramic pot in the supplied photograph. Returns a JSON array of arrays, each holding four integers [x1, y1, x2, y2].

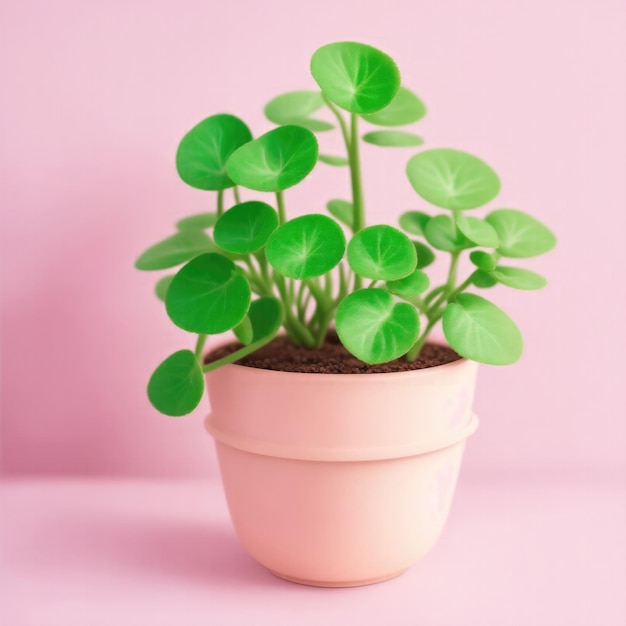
[[205, 357, 479, 587]]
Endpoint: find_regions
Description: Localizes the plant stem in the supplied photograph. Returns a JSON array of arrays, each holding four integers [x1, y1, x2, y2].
[[217, 189, 224, 218], [233, 186, 241, 204], [194, 334, 207, 361], [275, 191, 286, 225], [348, 113, 365, 233], [323, 95, 351, 150]]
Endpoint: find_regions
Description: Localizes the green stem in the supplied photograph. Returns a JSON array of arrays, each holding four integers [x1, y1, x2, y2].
[[348, 113, 365, 233], [203, 333, 277, 373], [233, 186, 241, 204], [367, 279, 380, 289], [406, 317, 439, 362], [323, 95, 351, 149], [276, 191, 286, 225], [194, 334, 207, 361], [217, 189, 224, 218], [424, 285, 446, 306]]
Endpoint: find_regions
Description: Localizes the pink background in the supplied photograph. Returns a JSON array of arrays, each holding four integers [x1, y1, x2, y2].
[[1, 0, 624, 482]]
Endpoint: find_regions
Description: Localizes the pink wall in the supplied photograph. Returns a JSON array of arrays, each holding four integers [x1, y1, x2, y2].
[[1, 0, 624, 478]]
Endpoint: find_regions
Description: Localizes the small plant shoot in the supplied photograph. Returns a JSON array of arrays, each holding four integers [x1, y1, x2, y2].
[[137, 40, 556, 416]]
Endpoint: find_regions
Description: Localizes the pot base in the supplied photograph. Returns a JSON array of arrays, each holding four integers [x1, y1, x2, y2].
[[268, 568, 407, 588]]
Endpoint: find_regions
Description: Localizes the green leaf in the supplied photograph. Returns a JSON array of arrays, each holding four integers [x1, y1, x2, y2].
[[413, 240, 436, 269], [486, 209, 557, 258], [336, 289, 420, 363], [361, 87, 426, 127], [233, 315, 254, 345], [471, 269, 497, 288], [491, 266, 547, 290], [456, 215, 499, 248], [213, 201, 278, 254], [265, 214, 346, 279], [155, 275, 174, 301], [399, 211, 431, 237], [310, 41, 400, 114], [176, 114, 252, 191], [424, 215, 471, 252], [347, 225, 416, 281], [226, 125, 318, 192], [147, 350, 205, 417], [442, 294, 523, 365], [165, 253, 251, 333], [470, 250, 497, 272], [406, 148, 501, 210], [176, 212, 218, 231], [362, 130, 423, 147], [264, 91, 333, 132], [326, 199, 354, 229], [386, 269, 430, 298], [248, 297, 284, 342], [135, 231, 214, 271], [319, 154, 350, 166]]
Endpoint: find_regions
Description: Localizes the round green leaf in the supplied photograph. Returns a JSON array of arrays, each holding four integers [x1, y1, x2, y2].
[[264, 91, 333, 132], [399, 211, 431, 237], [147, 350, 204, 417], [265, 214, 346, 279], [319, 154, 350, 166], [176, 212, 218, 231], [336, 289, 420, 363], [386, 269, 430, 298], [471, 270, 497, 288], [362, 130, 423, 147], [424, 215, 471, 252], [413, 240, 436, 269], [155, 275, 174, 301], [176, 114, 252, 191], [491, 266, 547, 290], [165, 253, 251, 334], [456, 215, 499, 248], [348, 225, 417, 280], [135, 231, 214, 271], [486, 209, 557, 258], [326, 199, 354, 229], [442, 293, 523, 365], [248, 297, 284, 342], [214, 201, 278, 254], [310, 42, 400, 114], [361, 87, 426, 127], [406, 148, 501, 210], [470, 250, 497, 272], [226, 125, 318, 192], [233, 316, 253, 345]]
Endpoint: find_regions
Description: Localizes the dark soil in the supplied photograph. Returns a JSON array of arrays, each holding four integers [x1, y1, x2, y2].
[[205, 332, 460, 374]]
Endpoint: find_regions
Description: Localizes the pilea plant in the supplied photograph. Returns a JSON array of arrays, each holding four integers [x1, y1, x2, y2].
[[137, 41, 556, 417]]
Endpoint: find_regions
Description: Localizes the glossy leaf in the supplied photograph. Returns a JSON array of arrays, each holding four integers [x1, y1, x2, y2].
[[336, 289, 420, 363], [413, 240, 436, 269], [226, 125, 318, 192], [406, 148, 501, 210], [491, 266, 547, 290], [165, 253, 251, 334], [176, 114, 252, 191], [471, 270, 497, 288], [155, 275, 174, 301], [362, 130, 423, 147], [326, 199, 354, 229], [424, 215, 471, 252], [319, 154, 349, 166], [361, 87, 426, 126], [442, 294, 523, 365], [399, 211, 431, 237], [135, 231, 214, 271], [147, 350, 204, 417], [264, 91, 333, 132], [486, 209, 556, 258], [214, 201, 278, 254], [347, 225, 417, 280], [470, 250, 497, 272], [310, 41, 400, 114], [456, 215, 499, 248], [265, 214, 346, 279], [386, 269, 430, 298], [248, 297, 284, 342], [176, 212, 218, 231]]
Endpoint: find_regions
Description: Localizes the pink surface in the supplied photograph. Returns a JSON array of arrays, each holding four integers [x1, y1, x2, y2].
[[1, 477, 624, 625], [1, 0, 626, 478]]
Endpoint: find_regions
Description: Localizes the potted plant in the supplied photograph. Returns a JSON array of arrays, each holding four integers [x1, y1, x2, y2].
[[136, 41, 556, 587]]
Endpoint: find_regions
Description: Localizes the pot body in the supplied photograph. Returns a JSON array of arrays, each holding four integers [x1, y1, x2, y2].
[[206, 357, 479, 587]]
